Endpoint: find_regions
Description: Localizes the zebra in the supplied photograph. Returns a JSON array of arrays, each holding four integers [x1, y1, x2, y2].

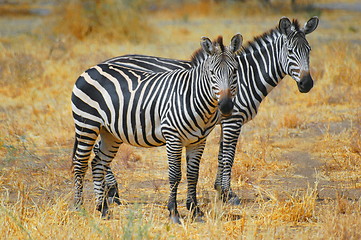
[[71, 34, 243, 223], [99, 16, 319, 206]]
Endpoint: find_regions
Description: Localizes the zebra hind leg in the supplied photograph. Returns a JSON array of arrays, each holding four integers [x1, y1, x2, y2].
[[94, 142, 122, 205], [91, 131, 121, 218], [105, 165, 121, 205], [72, 132, 98, 211]]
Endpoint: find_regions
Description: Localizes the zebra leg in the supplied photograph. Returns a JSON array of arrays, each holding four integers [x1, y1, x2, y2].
[[91, 129, 121, 218], [72, 125, 99, 210], [185, 141, 206, 222], [166, 140, 183, 224], [214, 126, 237, 203], [217, 120, 242, 205], [105, 165, 121, 205], [94, 142, 122, 205], [214, 127, 224, 194]]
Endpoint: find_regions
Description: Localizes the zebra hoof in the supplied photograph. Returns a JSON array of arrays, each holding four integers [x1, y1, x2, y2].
[[96, 202, 110, 219], [72, 204, 84, 212], [100, 208, 110, 220], [193, 215, 205, 223], [170, 214, 182, 224], [227, 195, 241, 205], [73, 198, 84, 211], [109, 197, 121, 205], [191, 208, 204, 221], [221, 191, 241, 205], [106, 185, 121, 205]]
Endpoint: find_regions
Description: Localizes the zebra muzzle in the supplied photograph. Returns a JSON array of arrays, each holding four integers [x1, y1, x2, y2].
[[297, 73, 314, 93], [218, 93, 234, 117]]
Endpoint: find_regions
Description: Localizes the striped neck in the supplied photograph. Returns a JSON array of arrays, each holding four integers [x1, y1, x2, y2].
[[236, 29, 288, 122], [240, 29, 287, 97], [190, 65, 219, 119]]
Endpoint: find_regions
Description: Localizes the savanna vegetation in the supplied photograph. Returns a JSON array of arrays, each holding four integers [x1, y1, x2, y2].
[[0, 0, 360, 239]]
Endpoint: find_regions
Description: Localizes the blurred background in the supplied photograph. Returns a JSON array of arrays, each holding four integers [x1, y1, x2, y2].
[[0, 0, 360, 239]]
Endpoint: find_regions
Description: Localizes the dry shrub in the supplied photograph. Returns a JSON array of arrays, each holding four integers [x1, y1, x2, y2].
[[156, 0, 267, 19], [233, 134, 290, 186], [257, 184, 318, 225], [0, 47, 43, 87], [52, 0, 153, 42], [350, 129, 361, 156], [335, 192, 352, 215], [317, 128, 361, 181], [320, 200, 361, 240], [279, 112, 302, 129], [316, 43, 361, 105]]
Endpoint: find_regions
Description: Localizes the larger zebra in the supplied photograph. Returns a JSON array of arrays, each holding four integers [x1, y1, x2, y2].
[[100, 17, 319, 205], [71, 34, 243, 223]]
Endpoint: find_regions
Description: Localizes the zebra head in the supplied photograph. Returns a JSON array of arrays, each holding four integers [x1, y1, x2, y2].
[[200, 34, 243, 117], [279, 16, 319, 93]]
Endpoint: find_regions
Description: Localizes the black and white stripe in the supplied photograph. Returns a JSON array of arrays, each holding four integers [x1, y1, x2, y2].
[[100, 17, 319, 205], [71, 34, 242, 222]]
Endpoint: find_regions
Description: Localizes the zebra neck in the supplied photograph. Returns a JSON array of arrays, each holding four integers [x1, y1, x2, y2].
[[237, 34, 287, 121], [188, 68, 219, 120]]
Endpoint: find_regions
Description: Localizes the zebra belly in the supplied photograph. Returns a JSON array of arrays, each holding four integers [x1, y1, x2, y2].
[[109, 114, 166, 148], [179, 127, 215, 146]]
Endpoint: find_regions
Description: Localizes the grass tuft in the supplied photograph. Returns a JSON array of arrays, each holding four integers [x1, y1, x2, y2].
[[257, 184, 318, 225]]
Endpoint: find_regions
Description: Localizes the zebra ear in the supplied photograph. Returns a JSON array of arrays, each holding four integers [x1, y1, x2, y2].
[[279, 17, 292, 35], [201, 37, 214, 55], [303, 16, 319, 35], [230, 33, 243, 53]]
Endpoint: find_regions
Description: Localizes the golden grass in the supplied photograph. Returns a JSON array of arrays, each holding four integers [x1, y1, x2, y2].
[[315, 128, 361, 184], [52, 0, 153, 42], [256, 184, 318, 225], [1, 0, 361, 239]]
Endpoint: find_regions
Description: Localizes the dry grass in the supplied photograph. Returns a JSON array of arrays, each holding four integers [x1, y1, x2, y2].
[[52, 0, 153, 42], [0, 0, 361, 239], [256, 184, 318, 225]]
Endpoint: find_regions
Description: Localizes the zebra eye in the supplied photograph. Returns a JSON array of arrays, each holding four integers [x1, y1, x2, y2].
[[210, 70, 215, 75], [288, 49, 293, 54]]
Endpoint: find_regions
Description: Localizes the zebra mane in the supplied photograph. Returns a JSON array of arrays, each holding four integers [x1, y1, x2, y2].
[[190, 36, 225, 67], [291, 19, 301, 31], [243, 19, 301, 55]]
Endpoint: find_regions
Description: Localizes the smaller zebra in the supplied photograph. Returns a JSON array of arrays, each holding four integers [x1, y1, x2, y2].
[[71, 34, 243, 223]]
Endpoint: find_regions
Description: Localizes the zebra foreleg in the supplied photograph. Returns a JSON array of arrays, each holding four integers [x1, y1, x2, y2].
[[166, 141, 183, 224], [186, 142, 206, 222]]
